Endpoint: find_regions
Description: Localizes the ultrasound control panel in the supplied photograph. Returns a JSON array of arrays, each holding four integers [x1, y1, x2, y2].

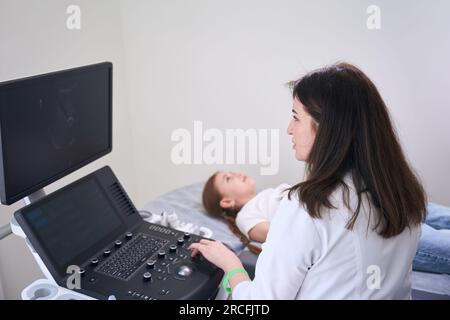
[[14, 166, 224, 300], [77, 227, 221, 300]]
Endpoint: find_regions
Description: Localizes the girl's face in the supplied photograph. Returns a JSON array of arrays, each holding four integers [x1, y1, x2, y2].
[[287, 97, 317, 161], [214, 171, 256, 210]]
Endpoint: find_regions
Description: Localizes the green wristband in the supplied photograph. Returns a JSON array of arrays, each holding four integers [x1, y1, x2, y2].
[[222, 267, 248, 294]]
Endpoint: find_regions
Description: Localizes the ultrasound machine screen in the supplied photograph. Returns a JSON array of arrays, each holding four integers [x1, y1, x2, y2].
[[22, 177, 123, 275]]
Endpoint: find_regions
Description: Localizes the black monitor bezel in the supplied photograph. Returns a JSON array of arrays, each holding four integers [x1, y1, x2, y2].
[[0, 62, 113, 205]]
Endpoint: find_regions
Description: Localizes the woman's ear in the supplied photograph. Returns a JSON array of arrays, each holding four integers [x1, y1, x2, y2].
[[220, 198, 235, 210]]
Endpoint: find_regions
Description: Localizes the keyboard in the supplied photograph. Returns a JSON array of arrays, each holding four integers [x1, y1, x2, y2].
[[96, 233, 168, 280]]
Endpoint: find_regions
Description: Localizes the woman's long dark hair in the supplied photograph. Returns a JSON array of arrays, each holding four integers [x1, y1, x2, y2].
[[288, 62, 427, 238], [202, 172, 262, 255]]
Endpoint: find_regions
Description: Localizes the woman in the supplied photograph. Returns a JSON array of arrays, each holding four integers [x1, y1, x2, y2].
[[189, 62, 427, 299]]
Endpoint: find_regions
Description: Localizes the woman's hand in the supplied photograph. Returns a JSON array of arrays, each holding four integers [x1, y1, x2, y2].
[[188, 239, 243, 273]]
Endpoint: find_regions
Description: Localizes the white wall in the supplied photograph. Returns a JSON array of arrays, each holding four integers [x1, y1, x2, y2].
[[0, 0, 135, 299], [119, 0, 450, 208], [0, 0, 449, 299]]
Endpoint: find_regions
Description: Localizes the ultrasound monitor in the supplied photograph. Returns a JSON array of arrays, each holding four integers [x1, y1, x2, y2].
[[0, 62, 112, 205]]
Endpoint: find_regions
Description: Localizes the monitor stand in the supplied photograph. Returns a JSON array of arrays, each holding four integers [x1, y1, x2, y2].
[[22, 189, 46, 205]]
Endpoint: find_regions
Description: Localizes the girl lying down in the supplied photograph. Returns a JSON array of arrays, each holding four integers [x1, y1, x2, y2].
[[202, 171, 290, 255], [202, 171, 450, 275]]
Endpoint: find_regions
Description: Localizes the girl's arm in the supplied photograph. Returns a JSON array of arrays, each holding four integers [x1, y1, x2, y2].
[[248, 221, 270, 243]]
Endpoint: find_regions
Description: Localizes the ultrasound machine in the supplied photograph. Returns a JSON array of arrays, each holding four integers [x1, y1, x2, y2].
[[0, 63, 223, 300]]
